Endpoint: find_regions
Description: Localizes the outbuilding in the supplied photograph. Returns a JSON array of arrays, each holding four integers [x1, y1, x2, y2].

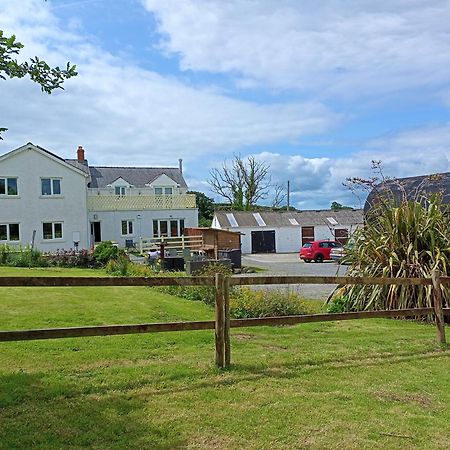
[[212, 209, 363, 254]]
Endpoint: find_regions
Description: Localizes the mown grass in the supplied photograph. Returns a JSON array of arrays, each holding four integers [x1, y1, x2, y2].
[[0, 267, 449, 449]]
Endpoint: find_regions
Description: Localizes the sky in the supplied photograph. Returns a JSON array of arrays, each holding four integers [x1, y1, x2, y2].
[[1, 0, 450, 210]]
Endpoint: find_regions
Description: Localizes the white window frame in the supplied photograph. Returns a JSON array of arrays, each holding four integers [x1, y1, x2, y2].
[[42, 222, 63, 240], [115, 186, 126, 196], [121, 220, 134, 236], [41, 178, 62, 196], [0, 177, 18, 196], [154, 186, 173, 195], [0, 223, 20, 241], [152, 219, 185, 238]]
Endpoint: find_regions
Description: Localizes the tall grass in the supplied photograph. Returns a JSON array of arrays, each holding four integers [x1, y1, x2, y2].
[[331, 193, 450, 311]]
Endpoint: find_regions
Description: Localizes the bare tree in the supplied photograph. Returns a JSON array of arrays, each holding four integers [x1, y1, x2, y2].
[[208, 155, 271, 210], [271, 183, 287, 208]]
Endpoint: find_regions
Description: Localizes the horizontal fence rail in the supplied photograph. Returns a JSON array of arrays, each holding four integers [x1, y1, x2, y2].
[[0, 276, 216, 287], [0, 273, 448, 368], [2, 308, 448, 343]]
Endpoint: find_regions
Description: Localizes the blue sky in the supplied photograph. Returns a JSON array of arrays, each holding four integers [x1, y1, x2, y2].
[[1, 0, 450, 209]]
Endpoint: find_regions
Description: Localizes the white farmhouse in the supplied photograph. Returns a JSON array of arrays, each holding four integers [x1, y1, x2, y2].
[[0, 143, 198, 251], [212, 210, 363, 254]]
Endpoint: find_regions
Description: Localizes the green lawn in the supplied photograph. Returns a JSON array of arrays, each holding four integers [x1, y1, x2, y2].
[[0, 267, 449, 449]]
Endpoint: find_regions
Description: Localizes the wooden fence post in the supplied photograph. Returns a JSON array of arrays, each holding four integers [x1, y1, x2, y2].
[[431, 270, 447, 347], [224, 276, 231, 368], [215, 273, 225, 368]]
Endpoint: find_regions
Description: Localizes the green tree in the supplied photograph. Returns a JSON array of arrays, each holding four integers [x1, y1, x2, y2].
[[208, 155, 271, 210], [330, 201, 352, 210], [0, 30, 77, 138], [188, 191, 215, 227]]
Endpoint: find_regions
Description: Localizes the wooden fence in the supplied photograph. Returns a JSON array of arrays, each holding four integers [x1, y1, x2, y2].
[[0, 272, 448, 368]]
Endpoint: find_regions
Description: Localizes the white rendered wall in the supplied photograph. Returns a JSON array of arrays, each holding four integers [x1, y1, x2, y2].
[[0, 146, 89, 251], [88, 208, 198, 247], [212, 223, 361, 254]]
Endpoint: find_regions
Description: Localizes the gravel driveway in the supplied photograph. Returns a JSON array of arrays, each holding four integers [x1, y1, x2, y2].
[[241, 253, 348, 300]]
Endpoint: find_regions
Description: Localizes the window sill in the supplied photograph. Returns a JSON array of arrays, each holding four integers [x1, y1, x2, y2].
[[0, 195, 21, 199], [41, 239, 66, 243], [39, 196, 64, 199]]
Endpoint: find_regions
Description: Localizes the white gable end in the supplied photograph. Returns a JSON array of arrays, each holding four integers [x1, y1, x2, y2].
[[108, 177, 133, 187], [148, 173, 178, 187]]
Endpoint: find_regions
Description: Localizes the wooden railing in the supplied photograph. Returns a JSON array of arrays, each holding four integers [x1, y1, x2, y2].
[[139, 235, 203, 254], [0, 273, 448, 368]]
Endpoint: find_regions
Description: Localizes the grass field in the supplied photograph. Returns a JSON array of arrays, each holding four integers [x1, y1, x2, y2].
[[0, 267, 449, 449]]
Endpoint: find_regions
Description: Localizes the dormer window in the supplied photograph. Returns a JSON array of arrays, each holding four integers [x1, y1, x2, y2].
[[115, 186, 126, 196], [154, 187, 173, 195]]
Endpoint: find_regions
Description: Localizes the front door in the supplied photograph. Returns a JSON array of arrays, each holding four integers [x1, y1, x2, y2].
[[90, 221, 102, 244]]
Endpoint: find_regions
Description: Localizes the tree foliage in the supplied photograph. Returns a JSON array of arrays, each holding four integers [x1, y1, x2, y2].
[[208, 155, 271, 210], [330, 201, 352, 210], [0, 30, 77, 138], [188, 190, 215, 227]]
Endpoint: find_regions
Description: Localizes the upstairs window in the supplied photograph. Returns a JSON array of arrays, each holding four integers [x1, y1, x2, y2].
[[41, 178, 61, 196], [154, 187, 173, 195], [0, 223, 20, 241], [0, 177, 18, 196], [43, 222, 63, 240]]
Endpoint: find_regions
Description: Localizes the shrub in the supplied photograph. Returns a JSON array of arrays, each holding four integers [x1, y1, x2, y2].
[[93, 241, 120, 266], [9, 247, 48, 267], [326, 296, 349, 313], [46, 249, 98, 268], [105, 254, 132, 276], [0, 244, 13, 265], [230, 288, 307, 319]]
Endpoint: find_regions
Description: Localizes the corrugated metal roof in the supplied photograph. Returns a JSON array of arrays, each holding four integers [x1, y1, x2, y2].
[[214, 209, 363, 228], [365, 172, 450, 214]]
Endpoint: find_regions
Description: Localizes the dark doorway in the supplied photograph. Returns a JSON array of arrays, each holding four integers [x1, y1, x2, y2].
[[301, 226, 315, 246], [251, 230, 276, 253], [90, 221, 101, 243]]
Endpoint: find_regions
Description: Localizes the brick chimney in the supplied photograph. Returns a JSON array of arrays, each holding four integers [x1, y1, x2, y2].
[[77, 145, 85, 162], [179, 158, 183, 174]]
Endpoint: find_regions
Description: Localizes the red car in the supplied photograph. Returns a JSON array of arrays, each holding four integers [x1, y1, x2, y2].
[[299, 240, 340, 263]]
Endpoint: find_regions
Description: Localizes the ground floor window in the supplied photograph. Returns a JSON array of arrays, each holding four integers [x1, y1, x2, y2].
[[43, 222, 63, 240], [121, 220, 134, 236], [0, 223, 20, 241], [152, 219, 185, 237]]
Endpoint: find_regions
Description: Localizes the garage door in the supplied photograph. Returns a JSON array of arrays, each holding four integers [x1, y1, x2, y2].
[[251, 230, 276, 253]]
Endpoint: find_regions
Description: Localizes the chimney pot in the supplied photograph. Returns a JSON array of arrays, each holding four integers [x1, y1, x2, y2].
[[77, 145, 85, 162]]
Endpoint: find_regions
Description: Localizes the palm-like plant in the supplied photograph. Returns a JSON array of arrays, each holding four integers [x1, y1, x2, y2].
[[331, 189, 450, 311]]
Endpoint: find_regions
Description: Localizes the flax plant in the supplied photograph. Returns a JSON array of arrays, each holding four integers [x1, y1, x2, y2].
[[331, 190, 450, 311]]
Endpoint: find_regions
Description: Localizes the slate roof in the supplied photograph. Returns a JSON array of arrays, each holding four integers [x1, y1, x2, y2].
[[214, 209, 364, 228], [87, 166, 188, 189], [364, 172, 450, 214]]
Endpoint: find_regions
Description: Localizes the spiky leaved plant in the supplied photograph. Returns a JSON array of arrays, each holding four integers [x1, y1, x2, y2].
[[330, 176, 450, 311]]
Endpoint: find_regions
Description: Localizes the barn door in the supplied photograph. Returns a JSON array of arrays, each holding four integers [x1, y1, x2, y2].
[[301, 227, 315, 246], [251, 230, 276, 253], [334, 228, 349, 245]]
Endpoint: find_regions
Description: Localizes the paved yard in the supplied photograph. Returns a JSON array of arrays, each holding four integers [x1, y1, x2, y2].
[[241, 253, 348, 300]]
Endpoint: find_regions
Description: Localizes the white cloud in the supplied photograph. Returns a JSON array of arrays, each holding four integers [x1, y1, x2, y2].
[[200, 124, 450, 209], [0, 0, 335, 165], [143, 0, 450, 98]]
